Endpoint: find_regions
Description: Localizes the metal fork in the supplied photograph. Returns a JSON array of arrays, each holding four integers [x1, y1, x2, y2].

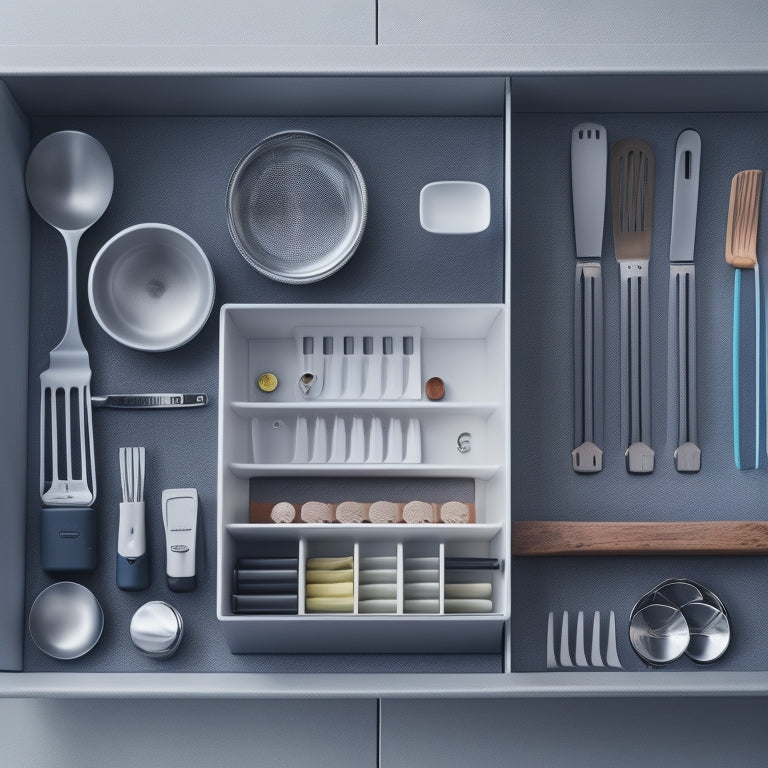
[[547, 610, 622, 669]]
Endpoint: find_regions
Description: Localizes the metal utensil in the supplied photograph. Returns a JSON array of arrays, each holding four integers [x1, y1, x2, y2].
[[227, 131, 367, 284], [669, 130, 702, 472], [117, 447, 150, 590], [130, 601, 183, 658], [28, 582, 104, 660], [629, 603, 690, 666], [630, 579, 730, 665], [92, 393, 207, 409], [610, 138, 655, 473], [26, 131, 114, 506], [88, 223, 215, 352], [547, 609, 622, 669], [725, 169, 763, 469], [681, 601, 730, 664], [571, 123, 607, 473]]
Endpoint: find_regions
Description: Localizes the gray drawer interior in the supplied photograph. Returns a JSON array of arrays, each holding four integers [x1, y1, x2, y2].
[[6, 72, 768, 687], [22, 113, 503, 673], [508, 112, 768, 672]]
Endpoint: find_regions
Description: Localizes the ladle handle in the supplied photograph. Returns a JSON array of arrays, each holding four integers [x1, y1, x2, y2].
[[56, 228, 85, 352]]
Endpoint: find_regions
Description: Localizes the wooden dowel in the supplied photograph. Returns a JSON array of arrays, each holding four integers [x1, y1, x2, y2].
[[512, 521, 768, 556]]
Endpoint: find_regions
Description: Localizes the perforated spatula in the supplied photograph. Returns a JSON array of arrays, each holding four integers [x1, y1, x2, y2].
[[610, 139, 656, 474], [571, 123, 607, 473], [725, 169, 763, 469], [669, 130, 701, 472]]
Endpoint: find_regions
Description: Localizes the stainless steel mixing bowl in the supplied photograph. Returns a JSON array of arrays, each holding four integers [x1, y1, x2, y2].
[[88, 223, 215, 352]]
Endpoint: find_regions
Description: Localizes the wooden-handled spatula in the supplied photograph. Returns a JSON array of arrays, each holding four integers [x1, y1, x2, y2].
[[725, 169, 763, 469]]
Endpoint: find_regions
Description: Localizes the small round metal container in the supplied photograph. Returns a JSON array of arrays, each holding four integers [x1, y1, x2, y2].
[[629, 603, 690, 666], [88, 223, 215, 352], [130, 601, 184, 659], [630, 579, 731, 666], [226, 131, 367, 284], [29, 582, 104, 660], [681, 601, 730, 663]]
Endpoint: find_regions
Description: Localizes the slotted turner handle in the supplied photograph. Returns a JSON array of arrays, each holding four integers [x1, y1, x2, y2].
[[571, 123, 607, 473], [610, 138, 655, 473]]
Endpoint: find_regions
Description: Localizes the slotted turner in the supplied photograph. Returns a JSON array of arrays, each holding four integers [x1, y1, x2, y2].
[[571, 123, 607, 473], [668, 130, 701, 472], [610, 139, 656, 473], [26, 131, 114, 506]]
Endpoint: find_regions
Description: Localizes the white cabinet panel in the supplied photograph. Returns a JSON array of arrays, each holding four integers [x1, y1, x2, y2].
[[379, 0, 768, 46], [0, 0, 374, 46]]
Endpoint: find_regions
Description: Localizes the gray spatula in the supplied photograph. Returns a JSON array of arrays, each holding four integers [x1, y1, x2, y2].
[[610, 138, 656, 474], [668, 130, 701, 472], [571, 123, 607, 473]]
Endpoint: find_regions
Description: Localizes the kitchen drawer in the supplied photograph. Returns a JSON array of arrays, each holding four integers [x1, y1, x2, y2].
[[0, 76, 506, 693], [4, 73, 768, 696]]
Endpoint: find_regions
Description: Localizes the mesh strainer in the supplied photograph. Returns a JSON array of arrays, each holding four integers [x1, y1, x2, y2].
[[226, 131, 368, 284]]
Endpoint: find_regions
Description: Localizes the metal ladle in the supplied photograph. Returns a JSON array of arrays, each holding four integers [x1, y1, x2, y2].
[[26, 130, 114, 345]]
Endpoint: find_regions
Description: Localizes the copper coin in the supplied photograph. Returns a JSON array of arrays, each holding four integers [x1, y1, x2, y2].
[[425, 377, 445, 400]]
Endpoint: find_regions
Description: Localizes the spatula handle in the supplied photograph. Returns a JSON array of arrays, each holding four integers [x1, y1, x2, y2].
[[573, 261, 603, 473], [732, 266, 762, 469], [620, 262, 654, 473], [670, 264, 700, 472]]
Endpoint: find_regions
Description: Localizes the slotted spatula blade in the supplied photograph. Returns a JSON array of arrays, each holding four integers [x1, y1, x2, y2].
[[610, 138, 656, 474], [40, 353, 96, 507], [571, 123, 607, 473]]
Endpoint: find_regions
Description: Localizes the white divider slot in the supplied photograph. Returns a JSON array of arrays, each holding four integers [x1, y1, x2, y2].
[[396, 541, 404, 615], [443, 539, 499, 614], [297, 537, 307, 616], [357, 541, 398, 614], [295, 325, 422, 401], [402, 541, 440, 614], [353, 541, 360, 615], [439, 542, 446, 615]]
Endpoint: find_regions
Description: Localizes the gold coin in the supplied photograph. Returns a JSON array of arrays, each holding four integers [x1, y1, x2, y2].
[[257, 373, 278, 392]]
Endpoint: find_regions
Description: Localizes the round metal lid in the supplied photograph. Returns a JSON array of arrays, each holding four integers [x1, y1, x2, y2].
[[29, 582, 104, 660], [130, 601, 183, 658], [681, 601, 731, 664], [629, 603, 690, 666]]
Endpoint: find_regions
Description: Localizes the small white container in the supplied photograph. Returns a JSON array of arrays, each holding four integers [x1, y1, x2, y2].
[[419, 181, 491, 234]]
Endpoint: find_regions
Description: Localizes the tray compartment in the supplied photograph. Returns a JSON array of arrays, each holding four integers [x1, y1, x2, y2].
[[507, 110, 768, 674], [218, 304, 510, 652]]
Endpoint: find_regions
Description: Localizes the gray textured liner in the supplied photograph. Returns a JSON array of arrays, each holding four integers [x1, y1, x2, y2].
[[0, 82, 29, 671], [24, 115, 503, 673], [509, 113, 768, 672]]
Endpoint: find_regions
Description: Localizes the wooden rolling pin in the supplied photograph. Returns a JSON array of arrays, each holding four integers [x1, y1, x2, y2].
[[512, 521, 768, 556]]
